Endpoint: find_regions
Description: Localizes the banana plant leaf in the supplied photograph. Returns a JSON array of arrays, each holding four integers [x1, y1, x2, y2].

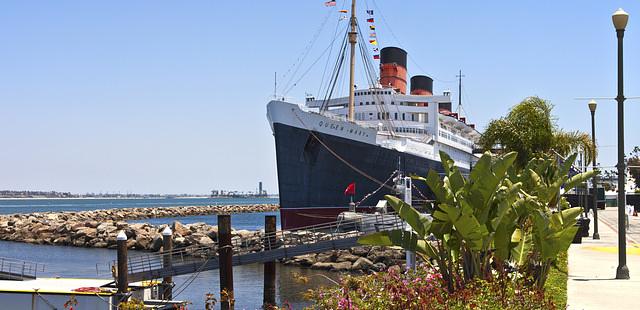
[[511, 227, 532, 266], [384, 195, 432, 238], [358, 229, 438, 259]]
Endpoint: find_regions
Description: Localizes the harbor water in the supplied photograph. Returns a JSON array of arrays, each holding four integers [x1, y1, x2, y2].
[[0, 197, 278, 215], [0, 198, 338, 309]]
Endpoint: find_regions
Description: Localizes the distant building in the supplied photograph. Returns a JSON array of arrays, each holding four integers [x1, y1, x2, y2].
[[210, 181, 269, 198]]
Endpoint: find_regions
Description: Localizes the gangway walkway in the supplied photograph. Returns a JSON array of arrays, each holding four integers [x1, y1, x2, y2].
[[0, 257, 44, 281], [118, 213, 404, 282]]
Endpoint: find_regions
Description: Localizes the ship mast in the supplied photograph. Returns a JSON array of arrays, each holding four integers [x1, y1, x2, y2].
[[456, 70, 465, 114], [347, 0, 357, 121]]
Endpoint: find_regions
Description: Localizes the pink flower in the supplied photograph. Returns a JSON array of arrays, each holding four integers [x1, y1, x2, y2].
[[337, 297, 358, 310]]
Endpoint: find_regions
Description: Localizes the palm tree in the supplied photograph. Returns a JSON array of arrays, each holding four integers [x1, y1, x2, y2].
[[479, 96, 594, 167]]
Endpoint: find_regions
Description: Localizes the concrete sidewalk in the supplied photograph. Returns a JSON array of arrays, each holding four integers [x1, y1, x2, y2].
[[567, 208, 640, 309]]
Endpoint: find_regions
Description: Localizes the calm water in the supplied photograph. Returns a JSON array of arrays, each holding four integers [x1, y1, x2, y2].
[[0, 198, 338, 309], [0, 197, 279, 215], [0, 240, 338, 309]]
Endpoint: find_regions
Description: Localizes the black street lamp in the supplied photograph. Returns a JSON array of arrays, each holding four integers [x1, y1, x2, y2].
[[613, 7, 630, 280], [589, 99, 600, 240]]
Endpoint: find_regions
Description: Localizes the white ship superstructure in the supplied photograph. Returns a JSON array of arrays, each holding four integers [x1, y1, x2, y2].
[[302, 85, 479, 170]]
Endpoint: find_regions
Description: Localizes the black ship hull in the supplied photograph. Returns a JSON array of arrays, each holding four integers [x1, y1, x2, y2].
[[273, 122, 463, 229]]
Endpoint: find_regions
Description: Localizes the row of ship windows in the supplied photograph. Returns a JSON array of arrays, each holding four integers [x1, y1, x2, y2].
[[355, 90, 392, 96], [354, 112, 429, 122], [367, 126, 429, 135], [438, 131, 474, 148], [396, 127, 429, 134], [360, 101, 392, 106], [359, 101, 429, 107]]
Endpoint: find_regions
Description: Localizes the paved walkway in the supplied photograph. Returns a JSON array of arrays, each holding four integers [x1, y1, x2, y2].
[[567, 207, 640, 309]]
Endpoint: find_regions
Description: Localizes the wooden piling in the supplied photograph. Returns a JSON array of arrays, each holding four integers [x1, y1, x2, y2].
[[218, 215, 234, 310], [263, 215, 277, 308], [115, 230, 129, 308], [161, 226, 173, 300]]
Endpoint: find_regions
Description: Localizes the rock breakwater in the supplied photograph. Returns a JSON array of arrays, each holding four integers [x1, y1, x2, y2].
[[0, 204, 276, 247], [282, 246, 405, 272]]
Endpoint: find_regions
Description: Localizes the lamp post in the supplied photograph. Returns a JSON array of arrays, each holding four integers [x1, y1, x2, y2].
[[589, 99, 600, 240], [613, 7, 630, 280]]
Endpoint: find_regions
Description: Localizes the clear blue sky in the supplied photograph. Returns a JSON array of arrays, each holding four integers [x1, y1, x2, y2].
[[1, 1, 639, 194]]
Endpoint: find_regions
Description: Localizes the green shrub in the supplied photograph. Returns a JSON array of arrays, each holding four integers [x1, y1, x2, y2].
[[359, 151, 592, 290], [544, 251, 568, 309]]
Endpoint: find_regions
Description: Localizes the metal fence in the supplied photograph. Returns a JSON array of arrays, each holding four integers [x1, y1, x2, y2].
[[118, 212, 404, 281], [0, 257, 45, 280]]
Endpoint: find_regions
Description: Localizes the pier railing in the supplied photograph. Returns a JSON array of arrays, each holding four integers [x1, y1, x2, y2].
[[120, 213, 404, 282], [0, 257, 45, 281]]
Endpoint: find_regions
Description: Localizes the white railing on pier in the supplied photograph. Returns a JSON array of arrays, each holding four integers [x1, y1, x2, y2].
[[118, 213, 405, 282], [0, 257, 45, 280]]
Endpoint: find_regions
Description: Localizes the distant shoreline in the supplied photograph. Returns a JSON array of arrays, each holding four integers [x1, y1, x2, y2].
[[0, 196, 278, 201]]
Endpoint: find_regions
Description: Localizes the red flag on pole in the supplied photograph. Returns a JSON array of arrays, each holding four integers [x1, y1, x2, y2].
[[344, 182, 356, 196]]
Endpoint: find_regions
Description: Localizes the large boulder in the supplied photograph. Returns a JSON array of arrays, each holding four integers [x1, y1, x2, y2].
[[150, 236, 163, 252], [316, 251, 339, 263], [135, 235, 152, 250], [234, 230, 254, 239], [172, 221, 190, 236], [372, 262, 387, 272], [206, 227, 218, 241], [351, 257, 374, 271], [53, 236, 70, 245], [197, 236, 215, 246], [97, 222, 116, 234], [173, 236, 186, 247], [350, 246, 370, 256], [188, 222, 208, 233], [336, 253, 360, 263], [293, 254, 316, 266], [115, 222, 128, 230], [73, 227, 96, 239], [311, 262, 334, 270], [93, 241, 108, 248], [45, 214, 58, 221], [35, 226, 52, 235], [312, 261, 352, 271], [332, 261, 352, 271], [72, 237, 86, 247]]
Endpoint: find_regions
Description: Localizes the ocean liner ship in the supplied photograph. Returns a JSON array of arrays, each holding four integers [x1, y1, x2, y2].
[[267, 2, 480, 229]]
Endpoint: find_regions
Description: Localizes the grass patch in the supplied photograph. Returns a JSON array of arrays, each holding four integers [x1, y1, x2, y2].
[[545, 250, 568, 309]]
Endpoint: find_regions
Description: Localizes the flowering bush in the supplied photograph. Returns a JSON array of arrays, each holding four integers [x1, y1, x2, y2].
[[305, 265, 556, 310]]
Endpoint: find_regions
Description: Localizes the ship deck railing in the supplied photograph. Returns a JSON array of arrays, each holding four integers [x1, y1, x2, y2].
[[300, 106, 380, 129]]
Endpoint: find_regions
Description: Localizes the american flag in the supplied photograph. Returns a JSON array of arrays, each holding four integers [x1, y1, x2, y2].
[[324, 1, 336, 7]]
